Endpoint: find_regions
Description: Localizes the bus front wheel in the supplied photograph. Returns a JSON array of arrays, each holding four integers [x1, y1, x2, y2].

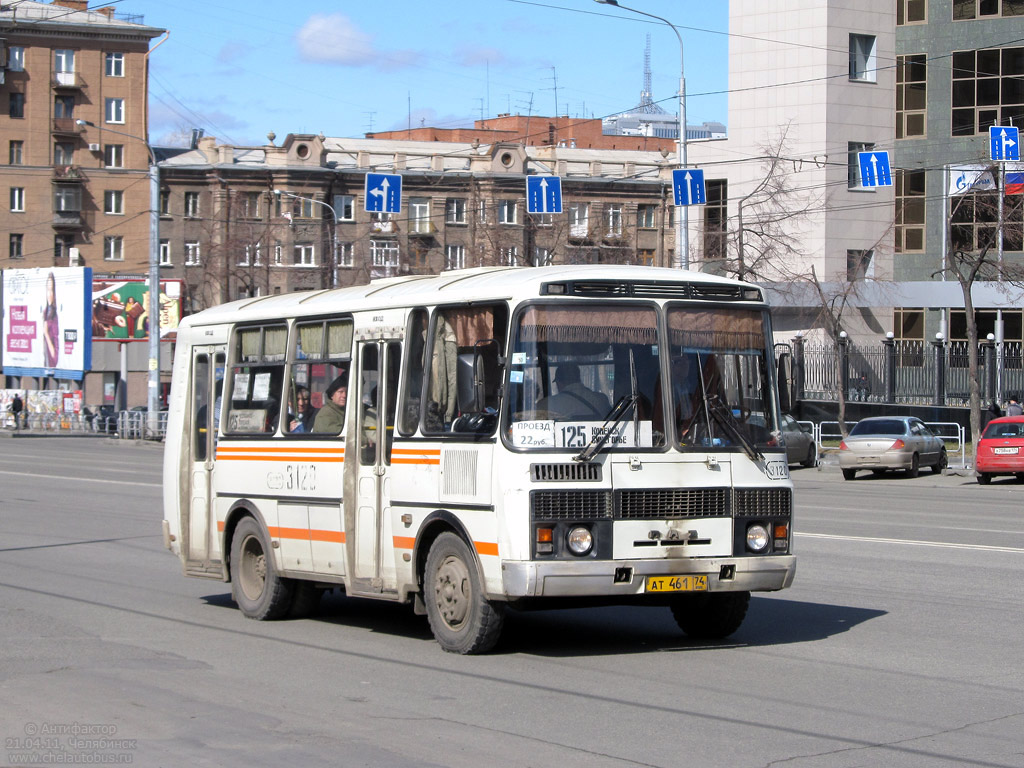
[[230, 516, 293, 620], [423, 532, 505, 654], [671, 591, 750, 640]]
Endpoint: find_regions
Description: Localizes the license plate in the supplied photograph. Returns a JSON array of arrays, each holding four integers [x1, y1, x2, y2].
[[645, 575, 708, 593], [994, 446, 1019, 455]]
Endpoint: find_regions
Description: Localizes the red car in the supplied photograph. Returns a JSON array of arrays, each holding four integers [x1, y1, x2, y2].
[[976, 416, 1024, 484]]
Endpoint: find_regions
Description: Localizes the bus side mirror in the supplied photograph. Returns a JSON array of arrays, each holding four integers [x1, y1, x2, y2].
[[777, 352, 793, 414]]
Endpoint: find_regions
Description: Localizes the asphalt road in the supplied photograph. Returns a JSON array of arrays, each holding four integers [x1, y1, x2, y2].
[[0, 438, 1021, 768]]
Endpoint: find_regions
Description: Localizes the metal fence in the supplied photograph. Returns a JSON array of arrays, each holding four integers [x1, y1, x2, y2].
[[787, 338, 1024, 408], [2, 410, 167, 440]]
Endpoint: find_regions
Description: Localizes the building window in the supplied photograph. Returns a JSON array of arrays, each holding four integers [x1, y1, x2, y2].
[[703, 179, 728, 262], [9, 233, 23, 259], [273, 243, 283, 265], [530, 213, 553, 227], [533, 246, 552, 266], [185, 241, 201, 266], [498, 199, 518, 225], [10, 187, 24, 212], [569, 202, 590, 237], [951, 189, 1022, 251], [104, 236, 124, 261], [7, 46, 24, 72], [105, 97, 124, 124], [848, 141, 875, 189], [896, 170, 926, 253], [54, 142, 74, 166], [849, 34, 877, 82], [897, 0, 927, 23], [337, 242, 354, 268], [637, 248, 656, 266], [952, 47, 1024, 136], [54, 49, 75, 74], [500, 246, 519, 266], [105, 52, 124, 77], [184, 191, 200, 218], [290, 197, 315, 219], [847, 249, 874, 281], [410, 197, 432, 233], [160, 189, 170, 216], [103, 144, 124, 168], [104, 190, 124, 215], [897, 54, 927, 138], [894, 308, 925, 341], [9, 141, 23, 165], [240, 191, 261, 219], [605, 204, 623, 237], [370, 239, 400, 268], [445, 244, 466, 270], [637, 204, 657, 229], [334, 194, 355, 221], [954, 0, 1024, 18], [159, 239, 171, 266], [54, 186, 80, 213], [293, 244, 315, 266], [446, 197, 466, 225], [54, 235, 75, 265], [9, 93, 24, 119], [54, 95, 74, 119], [478, 199, 488, 224]]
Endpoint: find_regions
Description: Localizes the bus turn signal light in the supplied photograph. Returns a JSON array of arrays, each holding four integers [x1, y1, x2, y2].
[[536, 527, 554, 555]]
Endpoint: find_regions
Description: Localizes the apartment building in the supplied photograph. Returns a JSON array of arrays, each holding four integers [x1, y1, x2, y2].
[[0, 0, 164, 272]]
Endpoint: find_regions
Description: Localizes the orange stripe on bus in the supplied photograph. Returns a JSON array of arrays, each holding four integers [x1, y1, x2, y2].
[[474, 541, 499, 556], [216, 455, 345, 462], [391, 448, 440, 455], [390, 457, 440, 465], [393, 536, 415, 549], [217, 446, 344, 454], [268, 526, 345, 543]]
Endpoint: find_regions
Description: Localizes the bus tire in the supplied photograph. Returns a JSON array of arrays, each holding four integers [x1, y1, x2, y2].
[[671, 591, 750, 640], [230, 516, 293, 620], [423, 532, 505, 654], [288, 580, 322, 619]]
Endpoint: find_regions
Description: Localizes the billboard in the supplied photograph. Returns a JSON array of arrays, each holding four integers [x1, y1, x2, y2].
[[92, 278, 183, 341], [2, 268, 92, 380]]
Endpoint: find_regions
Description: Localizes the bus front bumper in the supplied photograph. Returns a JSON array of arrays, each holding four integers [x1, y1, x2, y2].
[[500, 555, 796, 598]]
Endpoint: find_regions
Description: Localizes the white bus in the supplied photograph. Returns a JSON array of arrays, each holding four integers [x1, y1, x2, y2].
[[163, 265, 796, 653]]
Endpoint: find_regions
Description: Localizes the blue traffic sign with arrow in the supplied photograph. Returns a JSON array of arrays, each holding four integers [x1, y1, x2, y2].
[[526, 175, 562, 214], [990, 125, 1020, 161], [857, 151, 893, 187], [672, 168, 706, 206], [364, 173, 402, 213]]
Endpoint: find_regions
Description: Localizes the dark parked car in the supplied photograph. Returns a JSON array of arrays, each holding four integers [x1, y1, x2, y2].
[[975, 416, 1024, 484], [839, 416, 946, 480], [780, 414, 817, 467], [84, 404, 117, 434]]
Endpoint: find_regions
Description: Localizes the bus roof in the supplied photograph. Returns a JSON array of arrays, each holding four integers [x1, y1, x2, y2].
[[180, 265, 761, 328]]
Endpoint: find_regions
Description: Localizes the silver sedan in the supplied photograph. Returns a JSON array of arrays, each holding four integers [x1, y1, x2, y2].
[[839, 416, 947, 480]]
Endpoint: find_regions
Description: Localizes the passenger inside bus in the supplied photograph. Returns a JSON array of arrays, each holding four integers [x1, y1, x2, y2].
[[289, 385, 317, 433], [536, 362, 611, 420], [311, 374, 347, 433]]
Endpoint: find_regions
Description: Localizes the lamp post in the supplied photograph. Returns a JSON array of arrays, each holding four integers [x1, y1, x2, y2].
[[77, 119, 161, 436], [595, 0, 687, 269], [273, 190, 339, 287]]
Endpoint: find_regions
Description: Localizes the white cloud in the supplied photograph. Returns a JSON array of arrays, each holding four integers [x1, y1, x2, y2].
[[295, 13, 375, 65]]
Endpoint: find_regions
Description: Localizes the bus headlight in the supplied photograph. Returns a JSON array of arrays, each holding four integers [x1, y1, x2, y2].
[[566, 526, 593, 556], [746, 524, 770, 553]]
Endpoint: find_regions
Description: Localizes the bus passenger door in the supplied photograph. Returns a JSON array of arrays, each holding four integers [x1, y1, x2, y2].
[[186, 347, 224, 567], [348, 339, 401, 594]]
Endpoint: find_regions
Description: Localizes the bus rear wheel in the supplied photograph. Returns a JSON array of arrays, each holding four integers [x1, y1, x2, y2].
[[424, 532, 505, 654], [231, 516, 293, 620], [671, 591, 750, 640]]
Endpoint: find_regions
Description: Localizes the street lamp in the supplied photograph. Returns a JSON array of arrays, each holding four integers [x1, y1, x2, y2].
[[77, 119, 162, 435], [595, 0, 687, 269], [273, 190, 339, 287]]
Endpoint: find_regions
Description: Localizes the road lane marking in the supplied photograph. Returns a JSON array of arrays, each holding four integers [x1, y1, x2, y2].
[[798, 531, 1024, 553], [0, 469, 158, 488]]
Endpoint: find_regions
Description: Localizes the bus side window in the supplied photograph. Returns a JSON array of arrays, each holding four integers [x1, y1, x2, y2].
[[399, 309, 428, 435], [225, 324, 287, 435], [193, 354, 210, 460]]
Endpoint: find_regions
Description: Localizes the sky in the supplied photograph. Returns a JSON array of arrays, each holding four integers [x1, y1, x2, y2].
[[115, 0, 730, 147]]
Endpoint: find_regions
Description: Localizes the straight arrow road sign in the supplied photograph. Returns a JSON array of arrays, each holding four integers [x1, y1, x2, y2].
[[858, 151, 893, 187], [672, 168, 706, 206], [526, 175, 562, 214], [364, 173, 403, 213]]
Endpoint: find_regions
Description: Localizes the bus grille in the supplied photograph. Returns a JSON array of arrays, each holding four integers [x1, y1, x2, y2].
[[735, 487, 792, 517], [531, 490, 612, 520], [617, 488, 730, 519], [531, 463, 602, 482]]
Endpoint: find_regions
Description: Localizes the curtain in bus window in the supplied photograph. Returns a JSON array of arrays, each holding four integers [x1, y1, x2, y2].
[[518, 307, 657, 345], [666, 309, 764, 351], [428, 315, 458, 429]]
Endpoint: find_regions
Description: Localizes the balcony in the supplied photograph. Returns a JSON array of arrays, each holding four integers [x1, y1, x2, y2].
[[53, 210, 83, 229], [371, 220, 398, 235], [51, 72, 82, 89], [408, 220, 437, 237], [52, 117, 83, 135], [52, 165, 87, 182]]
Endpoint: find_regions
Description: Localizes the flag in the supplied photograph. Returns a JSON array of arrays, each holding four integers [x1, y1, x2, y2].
[[948, 164, 996, 196], [1006, 172, 1024, 195]]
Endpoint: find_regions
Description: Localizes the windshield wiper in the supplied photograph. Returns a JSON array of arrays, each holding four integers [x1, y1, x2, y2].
[[575, 351, 640, 463], [705, 394, 764, 462]]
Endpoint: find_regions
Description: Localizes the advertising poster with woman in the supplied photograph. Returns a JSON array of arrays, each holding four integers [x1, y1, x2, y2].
[[1, 267, 92, 379]]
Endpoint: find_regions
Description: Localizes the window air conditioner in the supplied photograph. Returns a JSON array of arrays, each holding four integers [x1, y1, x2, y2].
[[88, 143, 101, 152]]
